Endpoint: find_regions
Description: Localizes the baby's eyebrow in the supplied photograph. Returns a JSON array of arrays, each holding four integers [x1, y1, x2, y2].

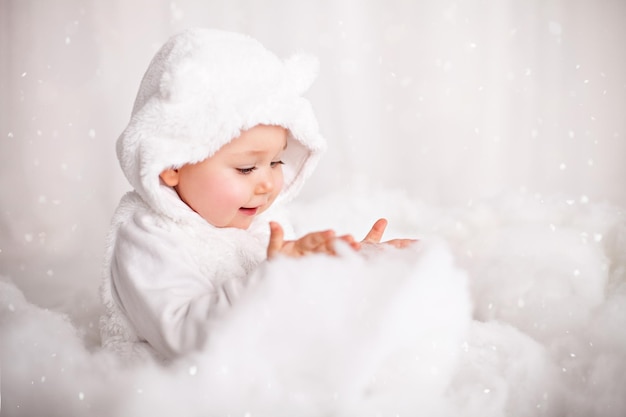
[[242, 140, 287, 155], [239, 149, 278, 156]]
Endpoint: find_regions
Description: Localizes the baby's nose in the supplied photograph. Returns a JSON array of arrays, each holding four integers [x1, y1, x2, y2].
[[255, 174, 275, 194]]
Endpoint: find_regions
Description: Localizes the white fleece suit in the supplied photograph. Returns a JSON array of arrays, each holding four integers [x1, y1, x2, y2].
[[100, 29, 326, 361]]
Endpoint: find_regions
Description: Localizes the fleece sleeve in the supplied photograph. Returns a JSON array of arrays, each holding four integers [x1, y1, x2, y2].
[[110, 214, 251, 359]]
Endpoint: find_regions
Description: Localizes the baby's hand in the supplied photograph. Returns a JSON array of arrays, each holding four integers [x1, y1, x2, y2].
[[361, 218, 417, 249], [267, 222, 359, 259]]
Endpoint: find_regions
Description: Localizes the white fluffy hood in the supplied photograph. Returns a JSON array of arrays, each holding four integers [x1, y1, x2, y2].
[[116, 28, 326, 220]]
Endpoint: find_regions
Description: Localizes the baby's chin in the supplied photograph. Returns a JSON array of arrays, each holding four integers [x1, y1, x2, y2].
[[211, 213, 258, 230], [204, 204, 274, 230]]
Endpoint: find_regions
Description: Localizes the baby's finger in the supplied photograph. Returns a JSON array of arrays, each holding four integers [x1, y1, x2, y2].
[[338, 234, 360, 250], [362, 218, 388, 244], [384, 238, 418, 248], [296, 230, 335, 255], [267, 221, 285, 258]]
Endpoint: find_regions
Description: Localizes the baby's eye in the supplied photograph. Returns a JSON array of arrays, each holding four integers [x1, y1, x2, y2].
[[270, 160, 285, 168], [237, 167, 257, 175]]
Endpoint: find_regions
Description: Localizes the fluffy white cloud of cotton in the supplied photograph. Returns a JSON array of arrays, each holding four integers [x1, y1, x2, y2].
[[1, 190, 625, 417]]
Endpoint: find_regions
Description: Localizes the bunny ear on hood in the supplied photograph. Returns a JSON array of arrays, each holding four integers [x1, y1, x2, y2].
[[116, 28, 326, 221]]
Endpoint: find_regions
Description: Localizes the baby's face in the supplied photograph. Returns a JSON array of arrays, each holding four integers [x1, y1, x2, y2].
[[162, 125, 287, 229]]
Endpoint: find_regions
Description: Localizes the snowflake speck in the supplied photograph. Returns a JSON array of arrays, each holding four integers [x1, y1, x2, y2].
[[548, 21, 562, 35]]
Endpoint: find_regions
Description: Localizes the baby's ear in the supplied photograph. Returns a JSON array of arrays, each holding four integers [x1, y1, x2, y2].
[[159, 168, 180, 187], [284, 54, 319, 95]]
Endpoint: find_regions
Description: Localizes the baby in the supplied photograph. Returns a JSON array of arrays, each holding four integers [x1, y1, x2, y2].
[[100, 28, 412, 362]]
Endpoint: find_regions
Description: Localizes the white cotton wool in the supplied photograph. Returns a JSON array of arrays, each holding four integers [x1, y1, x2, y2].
[[0, 278, 136, 417], [550, 282, 626, 417], [448, 320, 563, 417], [113, 240, 470, 417], [463, 224, 608, 345], [2, 190, 626, 417]]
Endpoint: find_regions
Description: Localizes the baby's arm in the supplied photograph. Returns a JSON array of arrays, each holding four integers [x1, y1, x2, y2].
[[110, 215, 241, 360]]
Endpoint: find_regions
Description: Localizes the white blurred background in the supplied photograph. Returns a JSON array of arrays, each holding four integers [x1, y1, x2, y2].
[[1, 0, 625, 306]]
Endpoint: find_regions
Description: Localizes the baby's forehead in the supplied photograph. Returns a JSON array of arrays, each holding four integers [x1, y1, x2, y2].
[[219, 125, 289, 152]]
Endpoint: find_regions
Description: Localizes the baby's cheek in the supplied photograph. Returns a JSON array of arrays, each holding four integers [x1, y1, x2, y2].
[[217, 177, 250, 202], [276, 170, 285, 192]]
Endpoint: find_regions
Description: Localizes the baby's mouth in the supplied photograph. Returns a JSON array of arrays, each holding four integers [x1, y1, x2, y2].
[[239, 207, 259, 216]]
